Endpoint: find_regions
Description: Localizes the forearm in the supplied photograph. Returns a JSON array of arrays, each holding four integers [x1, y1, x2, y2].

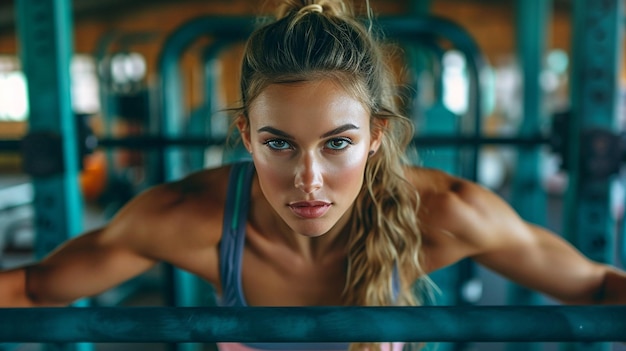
[[0, 265, 74, 307], [0, 267, 36, 307]]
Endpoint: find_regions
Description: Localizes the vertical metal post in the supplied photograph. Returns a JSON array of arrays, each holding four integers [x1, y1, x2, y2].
[[15, 0, 92, 351], [563, 0, 623, 351], [16, 0, 82, 256], [566, 0, 622, 263], [509, 0, 551, 301], [508, 3, 551, 351], [159, 31, 201, 351]]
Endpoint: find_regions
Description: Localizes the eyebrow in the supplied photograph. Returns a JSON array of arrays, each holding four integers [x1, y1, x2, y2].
[[257, 124, 360, 139]]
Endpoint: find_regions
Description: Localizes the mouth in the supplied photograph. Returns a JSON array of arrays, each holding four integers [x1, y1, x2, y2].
[[288, 201, 332, 219]]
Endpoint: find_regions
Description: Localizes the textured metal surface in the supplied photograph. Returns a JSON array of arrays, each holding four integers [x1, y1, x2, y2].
[[0, 306, 624, 343]]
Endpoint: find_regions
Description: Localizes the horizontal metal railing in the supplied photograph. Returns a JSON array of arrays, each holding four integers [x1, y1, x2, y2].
[[0, 306, 623, 343]]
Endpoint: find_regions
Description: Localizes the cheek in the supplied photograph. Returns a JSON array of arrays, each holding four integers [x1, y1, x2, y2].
[[326, 153, 369, 190], [253, 157, 292, 192]]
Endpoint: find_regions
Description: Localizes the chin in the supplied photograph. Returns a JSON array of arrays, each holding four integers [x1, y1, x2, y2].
[[294, 224, 333, 238], [297, 231, 327, 238], [286, 218, 337, 238]]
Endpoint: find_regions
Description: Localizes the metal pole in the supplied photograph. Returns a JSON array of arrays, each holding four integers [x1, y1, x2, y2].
[[14, 1, 91, 351], [563, 1, 624, 350], [507, 0, 551, 334], [0, 306, 623, 343]]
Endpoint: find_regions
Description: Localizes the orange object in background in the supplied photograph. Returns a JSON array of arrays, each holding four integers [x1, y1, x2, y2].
[[79, 151, 108, 202]]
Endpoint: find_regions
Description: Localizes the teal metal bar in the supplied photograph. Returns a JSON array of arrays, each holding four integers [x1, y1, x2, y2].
[[563, 0, 624, 350], [508, 0, 551, 304], [508, 1, 551, 349], [0, 306, 623, 343], [566, 0, 622, 267], [15, 0, 82, 257], [14, 1, 91, 351]]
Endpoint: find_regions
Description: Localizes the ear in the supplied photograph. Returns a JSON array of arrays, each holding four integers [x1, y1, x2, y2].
[[369, 118, 388, 154], [236, 115, 252, 152]]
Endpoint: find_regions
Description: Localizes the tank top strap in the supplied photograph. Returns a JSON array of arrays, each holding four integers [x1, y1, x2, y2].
[[218, 161, 255, 307]]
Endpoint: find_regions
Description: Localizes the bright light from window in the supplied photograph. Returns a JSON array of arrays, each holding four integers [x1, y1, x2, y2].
[[0, 71, 29, 121], [71, 55, 100, 114], [0, 55, 101, 120], [110, 52, 147, 85], [442, 50, 469, 115]]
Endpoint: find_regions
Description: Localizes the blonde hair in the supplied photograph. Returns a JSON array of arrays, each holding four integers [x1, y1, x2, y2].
[[238, 1, 427, 348]]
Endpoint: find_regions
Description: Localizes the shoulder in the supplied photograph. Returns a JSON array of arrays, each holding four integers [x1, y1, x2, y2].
[[124, 164, 232, 220], [101, 163, 236, 255], [403, 165, 529, 267], [403, 166, 478, 217], [404, 166, 483, 238]]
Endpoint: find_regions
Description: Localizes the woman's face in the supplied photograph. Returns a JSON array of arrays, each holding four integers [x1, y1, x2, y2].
[[240, 79, 382, 237]]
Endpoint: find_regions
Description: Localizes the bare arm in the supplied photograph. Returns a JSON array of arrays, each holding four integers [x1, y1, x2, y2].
[[419, 171, 626, 305], [0, 184, 180, 307], [0, 227, 156, 307], [473, 221, 626, 305], [0, 166, 227, 308]]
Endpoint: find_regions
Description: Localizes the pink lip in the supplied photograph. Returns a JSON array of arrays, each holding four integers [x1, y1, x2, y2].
[[288, 201, 332, 219]]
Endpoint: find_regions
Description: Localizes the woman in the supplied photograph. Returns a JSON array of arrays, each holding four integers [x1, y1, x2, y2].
[[0, 0, 625, 350]]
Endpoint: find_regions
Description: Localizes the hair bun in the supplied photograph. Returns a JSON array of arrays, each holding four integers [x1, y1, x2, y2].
[[276, 0, 350, 20], [298, 4, 323, 14]]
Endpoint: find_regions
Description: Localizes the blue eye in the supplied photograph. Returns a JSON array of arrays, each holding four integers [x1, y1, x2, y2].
[[325, 138, 352, 150], [265, 139, 292, 150]]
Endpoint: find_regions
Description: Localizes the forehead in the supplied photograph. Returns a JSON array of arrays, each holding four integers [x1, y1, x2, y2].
[[247, 79, 370, 127]]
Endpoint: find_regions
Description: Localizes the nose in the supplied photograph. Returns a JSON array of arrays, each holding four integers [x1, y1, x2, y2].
[[294, 153, 323, 194]]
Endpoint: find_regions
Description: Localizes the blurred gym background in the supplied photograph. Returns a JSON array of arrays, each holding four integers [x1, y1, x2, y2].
[[0, 1, 625, 351]]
